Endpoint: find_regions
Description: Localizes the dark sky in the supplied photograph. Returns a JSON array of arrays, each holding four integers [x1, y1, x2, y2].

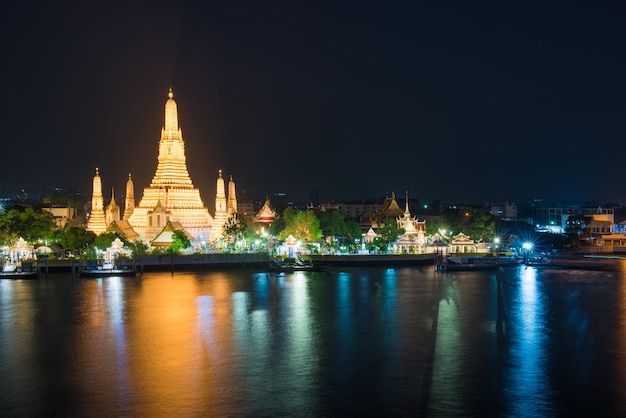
[[3, 1, 625, 206]]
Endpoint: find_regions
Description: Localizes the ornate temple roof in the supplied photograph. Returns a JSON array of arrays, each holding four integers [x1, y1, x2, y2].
[[370, 192, 404, 228], [151, 219, 192, 248], [254, 198, 277, 224], [107, 220, 140, 241]]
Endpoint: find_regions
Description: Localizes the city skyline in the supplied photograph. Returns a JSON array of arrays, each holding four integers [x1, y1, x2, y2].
[[3, 2, 625, 205]]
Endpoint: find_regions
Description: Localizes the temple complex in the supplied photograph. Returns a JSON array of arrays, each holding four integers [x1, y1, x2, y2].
[[86, 88, 243, 245], [86, 168, 107, 235]]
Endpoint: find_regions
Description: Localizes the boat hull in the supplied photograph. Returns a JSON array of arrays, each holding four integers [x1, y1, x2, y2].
[[80, 268, 137, 278]]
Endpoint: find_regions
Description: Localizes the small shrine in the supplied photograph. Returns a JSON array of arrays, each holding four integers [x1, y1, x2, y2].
[[104, 238, 132, 262], [7, 237, 35, 263], [450, 232, 477, 253]]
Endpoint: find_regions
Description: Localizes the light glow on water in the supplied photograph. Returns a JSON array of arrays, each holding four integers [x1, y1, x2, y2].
[[1, 267, 625, 416]]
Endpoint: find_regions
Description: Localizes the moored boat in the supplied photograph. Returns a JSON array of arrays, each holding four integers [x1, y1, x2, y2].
[[0, 261, 39, 279], [80, 260, 138, 278], [269, 257, 331, 272], [438, 255, 518, 271]]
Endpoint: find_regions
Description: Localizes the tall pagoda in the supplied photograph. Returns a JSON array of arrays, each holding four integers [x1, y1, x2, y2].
[[127, 88, 213, 241], [86, 168, 107, 235]]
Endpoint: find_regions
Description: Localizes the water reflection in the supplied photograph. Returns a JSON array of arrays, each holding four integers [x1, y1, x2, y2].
[[1, 267, 626, 416], [503, 267, 553, 416]]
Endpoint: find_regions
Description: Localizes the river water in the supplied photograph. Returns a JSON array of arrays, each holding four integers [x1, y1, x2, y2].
[[1, 263, 625, 417]]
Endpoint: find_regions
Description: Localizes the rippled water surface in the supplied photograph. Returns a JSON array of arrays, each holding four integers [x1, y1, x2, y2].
[[1, 264, 626, 417]]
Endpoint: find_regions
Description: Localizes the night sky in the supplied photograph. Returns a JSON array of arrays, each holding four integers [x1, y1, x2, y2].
[[3, 1, 625, 206]]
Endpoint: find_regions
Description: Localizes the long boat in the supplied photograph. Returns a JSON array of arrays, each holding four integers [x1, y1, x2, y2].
[[80, 261, 138, 278], [269, 257, 332, 273], [439, 255, 518, 271]]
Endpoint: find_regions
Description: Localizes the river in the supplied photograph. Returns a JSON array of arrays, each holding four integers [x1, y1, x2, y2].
[[1, 263, 625, 417]]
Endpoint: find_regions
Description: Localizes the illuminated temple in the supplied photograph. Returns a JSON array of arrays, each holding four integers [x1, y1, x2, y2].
[[87, 88, 238, 244], [127, 88, 213, 241]]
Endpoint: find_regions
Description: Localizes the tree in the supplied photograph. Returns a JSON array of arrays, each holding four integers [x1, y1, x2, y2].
[[223, 213, 248, 246], [169, 230, 191, 254], [373, 217, 404, 252], [59, 226, 96, 255], [126, 240, 149, 256], [0, 206, 56, 245], [278, 209, 322, 242], [94, 232, 124, 251], [317, 210, 345, 237], [466, 212, 498, 242]]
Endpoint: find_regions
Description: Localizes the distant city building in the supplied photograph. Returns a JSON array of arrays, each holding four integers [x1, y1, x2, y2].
[[237, 201, 254, 218], [490, 202, 518, 219], [42, 206, 78, 228], [535, 204, 615, 234]]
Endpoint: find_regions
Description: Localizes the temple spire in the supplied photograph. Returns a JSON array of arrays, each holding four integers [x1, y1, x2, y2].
[[405, 191, 409, 214], [124, 174, 135, 221], [228, 175, 237, 215], [164, 87, 179, 134], [86, 168, 107, 235]]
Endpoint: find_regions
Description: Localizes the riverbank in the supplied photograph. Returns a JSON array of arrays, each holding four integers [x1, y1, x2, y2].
[[29, 252, 626, 274], [310, 253, 435, 267]]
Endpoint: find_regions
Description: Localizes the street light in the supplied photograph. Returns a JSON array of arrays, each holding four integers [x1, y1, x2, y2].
[[522, 242, 533, 264]]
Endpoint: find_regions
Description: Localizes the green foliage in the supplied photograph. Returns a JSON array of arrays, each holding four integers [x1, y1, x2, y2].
[[126, 240, 149, 256], [373, 217, 404, 252], [279, 209, 322, 242], [58, 226, 96, 255], [94, 232, 124, 250], [344, 219, 362, 240], [0, 206, 56, 245], [428, 211, 497, 242], [223, 213, 249, 245], [317, 210, 346, 237], [169, 230, 191, 254], [465, 211, 498, 242]]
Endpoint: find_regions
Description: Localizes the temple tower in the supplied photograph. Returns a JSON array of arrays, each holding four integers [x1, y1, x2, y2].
[[211, 170, 229, 241], [105, 188, 121, 226], [127, 88, 213, 241], [123, 174, 135, 220], [228, 175, 237, 216], [86, 168, 107, 235]]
